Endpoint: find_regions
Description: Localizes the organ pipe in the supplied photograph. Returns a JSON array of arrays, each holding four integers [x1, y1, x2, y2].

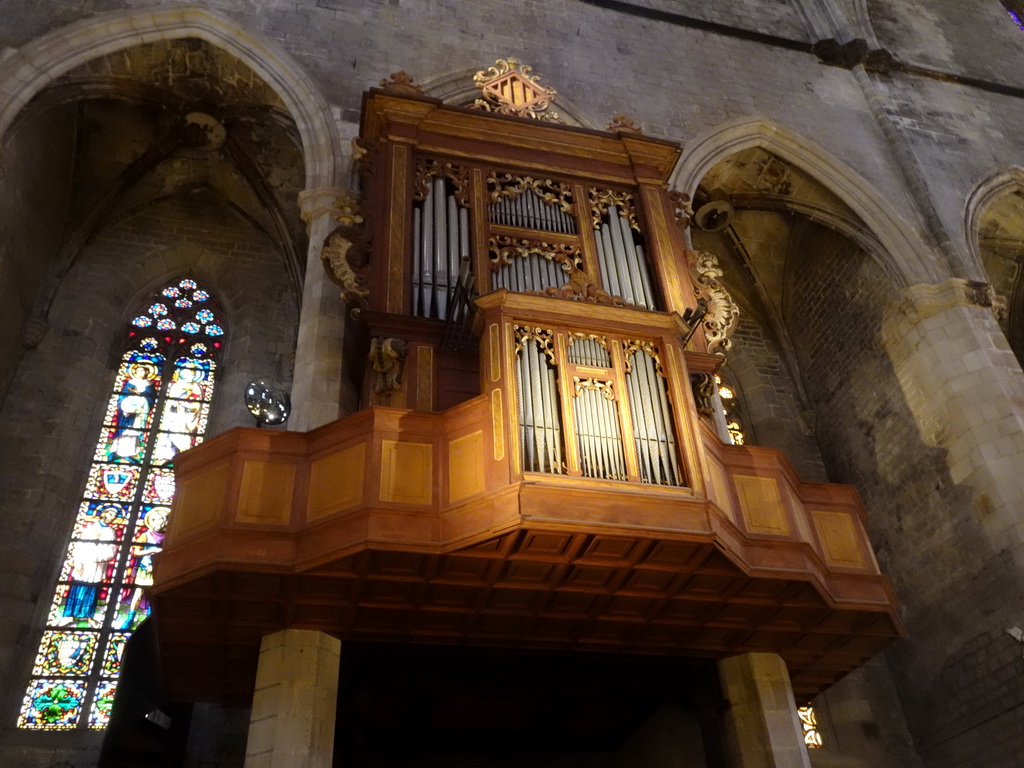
[[488, 189, 575, 234], [595, 207, 657, 310], [515, 337, 563, 474], [625, 350, 680, 486], [412, 177, 473, 319]]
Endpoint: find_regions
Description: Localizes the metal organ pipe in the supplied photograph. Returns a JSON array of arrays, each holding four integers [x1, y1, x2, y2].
[[412, 178, 473, 319], [411, 206, 422, 316], [433, 178, 447, 318]]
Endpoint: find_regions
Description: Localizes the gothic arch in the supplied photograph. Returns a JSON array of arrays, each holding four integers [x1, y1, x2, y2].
[[672, 116, 938, 288], [964, 166, 1024, 274], [0, 5, 342, 190]]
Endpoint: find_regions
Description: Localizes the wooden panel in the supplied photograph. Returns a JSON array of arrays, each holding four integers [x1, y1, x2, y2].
[[812, 510, 867, 569], [707, 458, 734, 523], [491, 388, 505, 461], [489, 323, 501, 382], [172, 462, 229, 538], [449, 431, 485, 503], [237, 461, 295, 524], [380, 440, 433, 505], [307, 442, 366, 522], [417, 346, 434, 411], [733, 474, 790, 536]]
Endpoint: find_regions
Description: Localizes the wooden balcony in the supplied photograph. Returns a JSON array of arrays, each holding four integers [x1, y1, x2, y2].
[[153, 385, 902, 704]]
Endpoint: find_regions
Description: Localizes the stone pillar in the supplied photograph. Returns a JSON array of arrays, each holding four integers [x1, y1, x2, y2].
[[885, 280, 1024, 566], [244, 629, 342, 768], [292, 187, 358, 431], [718, 652, 811, 768]]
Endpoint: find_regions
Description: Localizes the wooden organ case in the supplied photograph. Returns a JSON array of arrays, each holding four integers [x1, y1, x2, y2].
[[153, 81, 903, 716]]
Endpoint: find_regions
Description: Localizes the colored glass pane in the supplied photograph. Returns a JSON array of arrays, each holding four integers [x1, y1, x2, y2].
[[156, 319, 176, 331], [88, 680, 118, 729], [101, 633, 128, 676], [193, 290, 209, 302], [181, 322, 200, 334], [21, 278, 221, 730], [799, 706, 823, 748], [206, 324, 224, 336], [32, 632, 98, 676], [18, 679, 87, 729], [196, 309, 215, 323], [131, 316, 151, 328]]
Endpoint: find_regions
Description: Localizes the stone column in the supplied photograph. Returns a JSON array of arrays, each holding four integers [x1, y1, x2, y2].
[[885, 280, 1024, 567], [244, 629, 342, 768], [718, 652, 811, 768], [292, 187, 358, 431]]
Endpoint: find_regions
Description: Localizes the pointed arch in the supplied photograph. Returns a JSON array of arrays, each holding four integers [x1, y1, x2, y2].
[[0, 6, 342, 189], [671, 117, 938, 288], [964, 165, 1024, 276]]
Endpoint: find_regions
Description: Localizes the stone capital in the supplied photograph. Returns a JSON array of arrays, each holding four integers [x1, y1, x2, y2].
[[903, 278, 1006, 324]]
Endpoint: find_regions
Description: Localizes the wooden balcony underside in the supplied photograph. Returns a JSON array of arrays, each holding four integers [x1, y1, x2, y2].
[[153, 399, 902, 704]]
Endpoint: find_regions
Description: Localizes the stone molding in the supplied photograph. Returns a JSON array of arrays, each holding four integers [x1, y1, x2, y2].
[[903, 278, 1007, 324], [670, 116, 940, 289], [299, 187, 351, 233], [0, 6, 343, 189]]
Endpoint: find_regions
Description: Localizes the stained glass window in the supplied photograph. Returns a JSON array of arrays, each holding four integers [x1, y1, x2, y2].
[[715, 374, 745, 445], [798, 705, 823, 748], [18, 279, 223, 730]]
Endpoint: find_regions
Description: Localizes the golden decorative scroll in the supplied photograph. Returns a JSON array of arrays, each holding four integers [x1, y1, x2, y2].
[[572, 377, 616, 400], [513, 325, 556, 363], [486, 172, 574, 214], [668, 189, 693, 230], [414, 157, 471, 207], [589, 188, 640, 231], [368, 337, 408, 395], [568, 332, 609, 350], [488, 234, 582, 273], [686, 249, 739, 357], [532, 273, 624, 307], [621, 339, 666, 377], [472, 57, 561, 122]]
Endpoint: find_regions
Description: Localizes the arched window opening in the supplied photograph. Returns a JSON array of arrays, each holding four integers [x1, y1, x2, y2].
[[798, 705, 823, 748], [18, 278, 223, 730], [715, 374, 746, 445]]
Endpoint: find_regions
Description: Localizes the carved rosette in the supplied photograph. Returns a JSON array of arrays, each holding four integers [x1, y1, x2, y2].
[[514, 325, 556, 362], [414, 157, 471, 207], [486, 172, 573, 214], [589, 188, 640, 231], [572, 377, 616, 400], [472, 57, 561, 122], [489, 235, 582, 273], [686, 250, 739, 356], [621, 339, 665, 376]]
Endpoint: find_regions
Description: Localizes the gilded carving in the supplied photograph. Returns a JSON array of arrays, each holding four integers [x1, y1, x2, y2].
[[489, 234, 582, 273], [368, 337, 408, 394], [572, 377, 616, 400], [606, 114, 643, 134], [589, 188, 640, 231], [322, 222, 370, 313], [686, 249, 739, 357], [668, 189, 693, 230], [621, 339, 665, 376], [379, 70, 423, 95], [533, 273, 624, 307], [472, 57, 561, 122], [414, 157, 471, 207], [486, 172, 573, 214], [351, 136, 374, 180], [690, 372, 717, 417], [513, 325, 556, 363], [568, 332, 609, 350]]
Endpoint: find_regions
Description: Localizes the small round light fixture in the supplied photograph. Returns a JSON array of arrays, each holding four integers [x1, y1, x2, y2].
[[244, 381, 291, 428]]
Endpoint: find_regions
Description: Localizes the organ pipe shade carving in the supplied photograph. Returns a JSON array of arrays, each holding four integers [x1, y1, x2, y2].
[[486, 173, 575, 233], [412, 177, 472, 319], [490, 235, 581, 294], [514, 327, 564, 473], [624, 343, 681, 486]]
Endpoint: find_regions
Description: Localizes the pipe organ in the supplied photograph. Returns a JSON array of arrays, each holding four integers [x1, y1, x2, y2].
[[156, 75, 903, 720]]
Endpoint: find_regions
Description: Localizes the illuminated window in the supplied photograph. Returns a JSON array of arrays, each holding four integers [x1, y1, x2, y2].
[[715, 374, 745, 445], [799, 705, 823, 748], [18, 279, 222, 730]]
